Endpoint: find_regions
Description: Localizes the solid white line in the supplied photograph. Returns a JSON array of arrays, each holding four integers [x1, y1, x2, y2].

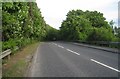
[[91, 59, 120, 72], [66, 49, 80, 55]]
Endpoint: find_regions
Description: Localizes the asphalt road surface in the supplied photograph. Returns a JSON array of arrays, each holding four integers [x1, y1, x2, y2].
[[28, 41, 119, 77]]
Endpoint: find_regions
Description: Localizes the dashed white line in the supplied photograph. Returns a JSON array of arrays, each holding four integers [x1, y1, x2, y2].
[[52, 43, 80, 56], [58, 45, 64, 48], [52, 43, 57, 45], [50, 42, 120, 73], [91, 59, 120, 72], [52, 43, 64, 49], [73, 43, 79, 45], [66, 49, 80, 55], [54, 44, 57, 45]]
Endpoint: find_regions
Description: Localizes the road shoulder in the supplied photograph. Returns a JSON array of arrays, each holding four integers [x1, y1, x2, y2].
[[2, 42, 39, 77], [72, 42, 119, 53]]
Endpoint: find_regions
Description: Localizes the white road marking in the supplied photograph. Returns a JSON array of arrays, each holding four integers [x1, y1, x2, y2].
[[52, 43, 57, 45], [52, 43, 80, 55], [73, 43, 80, 45], [51, 43, 54, 45], [66, 49, 80, 55], [91, 59, 120, 72], [52, 43, 64, 48], [57, 45, 64, 48], [54, 43, 57, 45], [74, 43, 78, 44]]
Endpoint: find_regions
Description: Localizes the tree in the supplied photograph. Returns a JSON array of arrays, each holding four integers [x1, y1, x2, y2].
[[45, 24, 59, 41], [85, 11, 109, 28], [60, 9, 115, 41], [109, 20, 115, 29], [87, 27, 114, 41], [2, 2, 48, 50], [114, 27, 120, 38]]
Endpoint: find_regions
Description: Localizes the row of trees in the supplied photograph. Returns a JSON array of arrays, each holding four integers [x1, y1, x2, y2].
[[45, 24, 59, 41], [2, 2, 56, 51], [59, 10, 119, 42], [2, 3, 119, 51]]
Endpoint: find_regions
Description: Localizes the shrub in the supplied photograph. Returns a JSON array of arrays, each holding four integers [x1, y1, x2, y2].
[[2, 39, 17, 51], [87, 27, 114, 41]]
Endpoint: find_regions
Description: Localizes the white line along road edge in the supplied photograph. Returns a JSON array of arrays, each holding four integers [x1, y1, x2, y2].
[[66, 49, 80, 55], [91, 59, 120, 72]]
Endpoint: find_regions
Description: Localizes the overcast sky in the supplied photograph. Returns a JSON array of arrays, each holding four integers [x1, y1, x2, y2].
[[36, 0, 119, 29]]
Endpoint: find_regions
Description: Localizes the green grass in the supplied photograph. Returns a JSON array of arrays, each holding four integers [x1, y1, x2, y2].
[[3, 59, 27, 77], [2, 42, 39, 77]]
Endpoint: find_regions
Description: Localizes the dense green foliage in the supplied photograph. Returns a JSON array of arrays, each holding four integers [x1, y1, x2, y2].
[[45, 24, 59, 41], [2, 2, 55, 51], [87, 27, 114, 41], [114, 27, 120, 38], [60, 10, 115, 41], [2, 3, 119, 51]]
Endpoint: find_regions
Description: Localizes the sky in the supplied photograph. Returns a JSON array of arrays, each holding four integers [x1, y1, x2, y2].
[[118, 1, 120, 26], [36, 0, 119, 29]]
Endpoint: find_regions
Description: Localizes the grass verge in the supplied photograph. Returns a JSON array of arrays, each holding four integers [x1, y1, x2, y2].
[[2, 42, 39, 77]]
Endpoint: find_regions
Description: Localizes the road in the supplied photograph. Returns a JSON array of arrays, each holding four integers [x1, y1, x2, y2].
[[28, 41, 119, 77]]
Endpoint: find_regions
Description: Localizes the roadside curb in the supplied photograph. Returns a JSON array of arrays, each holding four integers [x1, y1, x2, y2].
[[72, 42, 119, 54]]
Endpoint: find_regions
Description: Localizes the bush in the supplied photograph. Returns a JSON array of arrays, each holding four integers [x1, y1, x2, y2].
[[87, 27, 114, 41], [2, 38, 33, 52], [2, 39, 17, 51], [15, 38, 32, 48]]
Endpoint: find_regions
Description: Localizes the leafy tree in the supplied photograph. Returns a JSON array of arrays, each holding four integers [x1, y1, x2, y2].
[[60, 9, 115, 42], [87, 27, 114, 41], [114, 27, 120, 38], [2, 2, 48, 51], [109, 20, 115, 29], [85, 11, 109, 28], [46, 24, 59, 41]]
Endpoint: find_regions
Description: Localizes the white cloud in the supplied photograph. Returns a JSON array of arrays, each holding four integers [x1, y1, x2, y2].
[[36, 0, 119, 29]]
